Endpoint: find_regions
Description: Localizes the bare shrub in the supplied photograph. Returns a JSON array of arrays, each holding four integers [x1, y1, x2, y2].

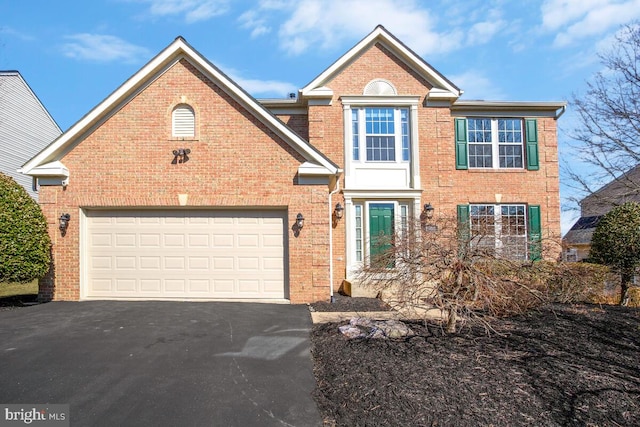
[[356, 217, 552, 333], [546, 262, 613, 303]]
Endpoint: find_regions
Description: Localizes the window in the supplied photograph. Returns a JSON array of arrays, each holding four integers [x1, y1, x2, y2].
[[565, 248, 578, 262], [467, 118, 523, 168], [172, 104, 195, 138], [355, 205, 363, 262], [352, 107, 410, 162], [469, 204, 528, 260], [455, 118, 538, 170]]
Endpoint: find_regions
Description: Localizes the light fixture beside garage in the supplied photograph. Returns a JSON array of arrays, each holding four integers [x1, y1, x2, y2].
[[59, 213, 70, 236], [334, 203, 344, 220], [296, 213, 305, 229]]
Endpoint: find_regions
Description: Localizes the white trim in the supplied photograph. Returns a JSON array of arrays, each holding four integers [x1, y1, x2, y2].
[[79, 207, 88, 300], [341, 95, 420, 106], [345, 198, 417, 279], [22, 38, 339, 178], [301, 26, 461, 99], [343, 189, 423, 199], [342, 97, 421, 190]]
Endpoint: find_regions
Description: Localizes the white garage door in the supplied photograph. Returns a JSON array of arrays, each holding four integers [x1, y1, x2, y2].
[[84, 210, 286, 300]]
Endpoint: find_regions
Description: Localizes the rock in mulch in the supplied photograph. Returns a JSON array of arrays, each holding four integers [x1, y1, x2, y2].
[[338, 317, 414, 339]]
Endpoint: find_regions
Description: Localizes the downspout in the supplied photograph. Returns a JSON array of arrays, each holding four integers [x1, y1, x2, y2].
[[328, 176, 341, 303], [555, 105, 567, 120]]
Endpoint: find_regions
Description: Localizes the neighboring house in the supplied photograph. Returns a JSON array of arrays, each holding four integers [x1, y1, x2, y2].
[[563, 165, 640, 261], [20, 26, 565, 303], [0, 71, 61, 199]]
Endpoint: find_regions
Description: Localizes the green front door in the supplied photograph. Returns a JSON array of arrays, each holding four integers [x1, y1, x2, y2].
[[369, 204, 394, 265]]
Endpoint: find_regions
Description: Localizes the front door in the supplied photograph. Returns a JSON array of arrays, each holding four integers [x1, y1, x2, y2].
[[369, 203, 394, 265]]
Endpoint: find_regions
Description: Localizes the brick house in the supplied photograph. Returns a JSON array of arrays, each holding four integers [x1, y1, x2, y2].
[[21, 26, 565, 303], [563, 165, 640, 262]]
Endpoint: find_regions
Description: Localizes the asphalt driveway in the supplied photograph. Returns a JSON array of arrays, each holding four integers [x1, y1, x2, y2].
[[0, 301, 322, 426]]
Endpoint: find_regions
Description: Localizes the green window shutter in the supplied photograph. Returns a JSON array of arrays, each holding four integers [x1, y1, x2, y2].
[[454, 118, 468, 170], [528, 205, 542, 261], [457, 204, 470, 257], [525, 119, 539, 171]]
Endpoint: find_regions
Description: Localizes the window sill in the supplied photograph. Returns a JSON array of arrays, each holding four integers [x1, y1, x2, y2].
[[168, 137, 200, 142], [467, 168, 528, 173]]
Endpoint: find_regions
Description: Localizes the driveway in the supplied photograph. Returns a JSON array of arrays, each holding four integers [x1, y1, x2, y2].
[[0, 301, 322, 426]]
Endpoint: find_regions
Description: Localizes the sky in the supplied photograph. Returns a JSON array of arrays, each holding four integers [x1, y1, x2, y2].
[[3, 0, 640, 234]]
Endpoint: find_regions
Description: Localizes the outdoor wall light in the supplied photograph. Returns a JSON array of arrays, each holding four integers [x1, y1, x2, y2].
[[172, 148, 191, 164], [334, 203, 344, 219], [423, 203, 434, 219], [296, 213, 305, 229], [59, 213, 70, 235]]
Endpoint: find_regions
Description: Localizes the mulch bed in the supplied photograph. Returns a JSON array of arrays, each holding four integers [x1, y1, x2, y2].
[[310, 294, 392, 312], [311, 303, 640, 427]]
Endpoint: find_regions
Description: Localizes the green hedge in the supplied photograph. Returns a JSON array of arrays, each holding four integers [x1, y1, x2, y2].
[[0, 173, 51, 283]]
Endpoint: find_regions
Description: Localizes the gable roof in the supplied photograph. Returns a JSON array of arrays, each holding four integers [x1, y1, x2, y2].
[[563, 215, 601, 245], [20, 37, 340, 180], [300, 25, 462, 100]]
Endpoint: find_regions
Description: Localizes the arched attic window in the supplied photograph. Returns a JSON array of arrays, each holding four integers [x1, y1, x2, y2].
[[363, 79, 397, 95], [172, 104, 195, 138]]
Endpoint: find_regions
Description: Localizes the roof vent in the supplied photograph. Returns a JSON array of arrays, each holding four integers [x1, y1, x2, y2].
[[363, 79, 397, 96]]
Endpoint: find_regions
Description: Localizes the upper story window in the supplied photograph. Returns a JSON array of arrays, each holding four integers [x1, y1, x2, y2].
[[352, 107, 410, 162], [455, 117, 539, 171], [172, 104, 195, 138], [468, 118, 523, 168]]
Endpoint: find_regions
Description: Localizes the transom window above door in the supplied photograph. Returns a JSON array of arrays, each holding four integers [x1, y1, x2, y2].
[[352, 107, 410, 162]]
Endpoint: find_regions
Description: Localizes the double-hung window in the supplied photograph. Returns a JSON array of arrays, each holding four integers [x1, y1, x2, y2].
[[458, 203, 542, 261], [469, 204, 528, 260], [455, 117, 539, 170], [468, 118, 523, 168], [352, 107, 410, 162]]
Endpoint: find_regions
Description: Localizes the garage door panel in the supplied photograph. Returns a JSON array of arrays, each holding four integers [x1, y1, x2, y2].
[[91, 234, 112, 247], [115, 279, 136, 292], [188, 234, 210, 247], [140, 257, 161, 270], [115, 257, 136, 269], [141, 279, 161, 292], [115, 234, 136, 247], [139, 234, 161, 247], [85, 210, 286, 300], [164, 234, 185, 247]]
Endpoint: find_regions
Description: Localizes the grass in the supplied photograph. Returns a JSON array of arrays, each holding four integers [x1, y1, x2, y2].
[[0, 280, 38, 298]]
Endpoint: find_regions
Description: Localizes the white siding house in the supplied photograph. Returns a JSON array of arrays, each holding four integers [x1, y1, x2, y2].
[[0, 71, 61, 198]]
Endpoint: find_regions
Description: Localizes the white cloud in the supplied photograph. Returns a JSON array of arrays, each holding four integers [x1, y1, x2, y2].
[[240, 0, 469, 56], [238, 10, 271, 38], [541, 0, 640, 47], [134, 0, 230, 23], [450, 71, 507, 100], [467, 19, 507, 45], [61, 34, 150, 63], [232, 75, 297, 97], [222, 66, 296, 97], [0, 26, 36, 41]]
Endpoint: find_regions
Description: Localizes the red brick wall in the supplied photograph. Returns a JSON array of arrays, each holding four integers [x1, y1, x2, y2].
[[39, 59, 331, 303], [301, 42, 561, 289]]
